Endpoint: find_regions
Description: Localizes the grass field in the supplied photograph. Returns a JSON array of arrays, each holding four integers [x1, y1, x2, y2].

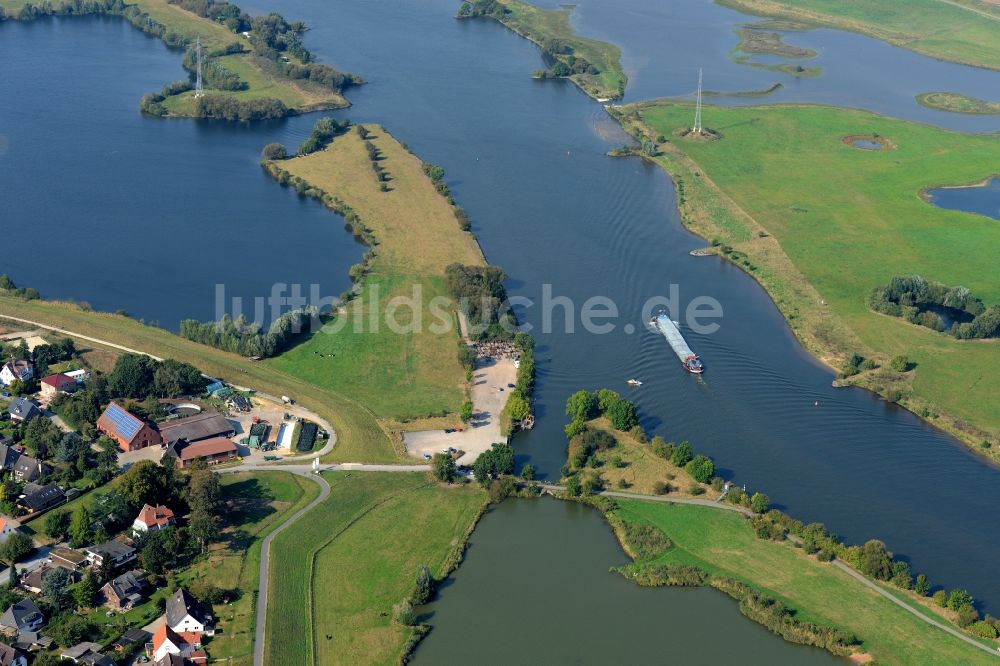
[[917, 91, 1000, 115], [0, 296, 399, 462], [568, 418, 720, 499], [717, 0, 1000, 71], [466, 0, 627, 100], [616, 101, 1000, 455], [613, 500, 997, 664], [0, 0, 349, 114], [181, 472, 319, 666], [265, 125, 484, 422], [264, 472, 486, 666]]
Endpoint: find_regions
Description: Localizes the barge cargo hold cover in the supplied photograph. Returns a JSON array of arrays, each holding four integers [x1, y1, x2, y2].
[[652, 313, 704, 374]]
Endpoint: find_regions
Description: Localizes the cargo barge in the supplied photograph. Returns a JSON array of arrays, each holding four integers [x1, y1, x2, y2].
[[652, 313, 704, 374]]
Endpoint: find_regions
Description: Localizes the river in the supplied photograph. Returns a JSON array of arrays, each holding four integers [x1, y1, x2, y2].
[[2, 0, 999, 640]]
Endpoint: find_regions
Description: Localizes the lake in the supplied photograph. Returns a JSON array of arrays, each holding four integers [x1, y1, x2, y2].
[[3, 0, 1000, 625], [413, 498, 844, 664], [927, 177, 1000, 221]]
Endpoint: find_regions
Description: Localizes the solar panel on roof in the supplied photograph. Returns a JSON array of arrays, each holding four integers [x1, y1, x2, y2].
[[106, 403, 142, 440]]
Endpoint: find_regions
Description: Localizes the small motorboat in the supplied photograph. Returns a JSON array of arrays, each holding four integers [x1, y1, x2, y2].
[[626, 379, 643, 386]]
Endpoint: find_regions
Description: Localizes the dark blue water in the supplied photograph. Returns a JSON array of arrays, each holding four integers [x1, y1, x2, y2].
[[3, 0, 1000, 625], [0, 17, 358, 329], [927, 177, 1000, 220]]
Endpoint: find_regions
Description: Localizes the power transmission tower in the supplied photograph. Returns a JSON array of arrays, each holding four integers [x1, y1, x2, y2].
[[692, 68, 703, 135], [195, 36, 205, 98]]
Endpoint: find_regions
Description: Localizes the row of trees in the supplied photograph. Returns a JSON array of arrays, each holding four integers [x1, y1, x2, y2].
[[0, 273, 40, 301], [180, 307, 318, 358], [193, 94, 288, 121], [297, 117, 351, 155]]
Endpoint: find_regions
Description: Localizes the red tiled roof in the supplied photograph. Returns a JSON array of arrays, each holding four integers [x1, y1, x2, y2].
[[152, 624, 182, 651], [136, 504, 174, 529], [178, 437, 237, 461], [40, 373, 74, 389]]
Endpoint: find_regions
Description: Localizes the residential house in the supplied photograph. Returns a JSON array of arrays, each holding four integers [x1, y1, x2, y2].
[[113, 627, 150, 652], [0, 516, 21, 543], [0, 445, 19, 475], [171, 438, 238, 468], [152, 654, 186, 666], [61, 641, 115, 666], [132, 504, 175, 533], [49, 547, 88, 571], [100, 570, 147, 611], [84, 540, 137, 570], [166, 588, 210, 635], [0, 361, 32, 388], [151, 625, 187, 662], [12, 632, 51, 652], [96, 402, 163, 453], [17, 483, 64, 514], [158, 412, 235, 449], [11, 454, 44, 484], [0, 642, 26, 666], [0, 600, 43, 633], [19, 565, 79, 595], [39, 373, 77, 399], [6, 399, 39, 425]]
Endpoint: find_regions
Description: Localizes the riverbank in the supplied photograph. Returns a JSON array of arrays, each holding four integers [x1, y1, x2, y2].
[[716, 0, 1000, 71], [457, 0, 626, 101], [0, 296, 398, 462], [0, 0, 358, 117], [917, 91, 1000, 115], [609, 100, 1000, 459], [264, 471, 487, 665], [261, 123, 487, 427], [605, 498, 999, 664]]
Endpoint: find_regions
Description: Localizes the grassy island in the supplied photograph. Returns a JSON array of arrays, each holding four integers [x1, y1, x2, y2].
[[917, 91, 1000, 115], [457, 0, 627, 101], [262, 124, 486, 424], [610, 101, 1000, 457], [264, 471, 487, 666], [716, 0, 1000, 71], [0, 0, 360, 118], [735, 27, 817, 58]]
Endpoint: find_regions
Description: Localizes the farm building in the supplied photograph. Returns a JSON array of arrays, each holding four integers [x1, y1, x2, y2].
[[97, 402, 163, 452], [159, 412, 235, 448], [171, 438, 238, 468]]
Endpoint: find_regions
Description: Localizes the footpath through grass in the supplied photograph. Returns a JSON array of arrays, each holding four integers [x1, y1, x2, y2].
[[614, 501, 997, 665], [616, 101, 1000, 455], [265, 125, 484, 422], [183, 472, 319, 666], [264, 471, 486, 666], [0, 296, 398, 462], [717, 0, 1000, 71]]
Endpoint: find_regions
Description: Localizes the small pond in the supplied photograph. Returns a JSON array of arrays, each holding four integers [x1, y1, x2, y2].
[[926, 177, 1000, 221]]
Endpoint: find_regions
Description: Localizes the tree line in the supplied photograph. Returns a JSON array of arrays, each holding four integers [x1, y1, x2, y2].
[[297, 116, 351, 155], [0, 273, 40, 300], [180, 307, 318, 357]]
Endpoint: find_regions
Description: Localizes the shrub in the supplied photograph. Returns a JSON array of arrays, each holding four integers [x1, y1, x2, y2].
[[628, 563, 706, 587], [889, 355, 911, 372], [932, 590, 948, 607], [750, 492, 770, 514], [261, 142, 287, 160], [652, 481, 671, 495], [685, 454, 715, 483], [671, 441, 693, 467], [621, 522, 672, 559], [969, 621, 999, 639]]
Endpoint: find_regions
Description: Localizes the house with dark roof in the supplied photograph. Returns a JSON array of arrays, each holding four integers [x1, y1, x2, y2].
[[11, 454, 44, 483], [39, 373, 78, 399], [49, 547, 88, 570], [101, 569, 147, 611], [60, 641, 114, 665], [158, 412, 235, 449], [0, 599, 43, 633], [6, 398, 39, 425], [166, 588, 210, 635], [132, 504, 175, 533], [0, 444, 19, 473], [113, 627, 150, 652], [20, 565, 79, 595], [0, 361, 32, 388], [171, 437, 237, 468], [96, 402, 163, 452], [152, 654, 186, 666], [0, 641, 26, 666], [84, 540, 137, 569], [16, 483, 64, 513]]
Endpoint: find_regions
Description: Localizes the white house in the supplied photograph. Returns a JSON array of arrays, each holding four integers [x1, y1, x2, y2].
[[0, 516, 22, 543], [166, 588, 209, 634], [0, 361, 32, 387]]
